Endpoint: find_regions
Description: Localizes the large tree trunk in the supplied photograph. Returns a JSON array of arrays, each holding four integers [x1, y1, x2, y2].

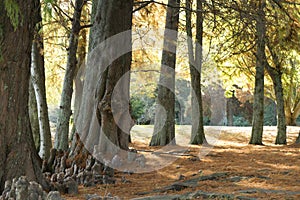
[[55, 0, 85, 151], [265, 45, 286, 145], [250, 0, 266, 145], [76, 0, 133, 157], [185, 0, 206, 144], [150, 0, 180, 146], [0, 0, 48, 192], [31, 22, 52, 160]]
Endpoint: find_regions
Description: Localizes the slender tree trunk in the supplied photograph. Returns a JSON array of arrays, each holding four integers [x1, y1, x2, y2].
[[150, 0, 180, 146], [31, 22, 52, 160], [185, 0, 206, 144], [55, 0, 85, 151], [250, 0, 266, 145], [265, 45, 286, 145], [70, 4, 88, 155], [29, 80, 40, 152], [0, 0, 48, 192]]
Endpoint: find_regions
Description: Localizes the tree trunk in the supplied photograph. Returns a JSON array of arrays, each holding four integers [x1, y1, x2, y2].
[[29, 80, 40, 152], [55, 0, 85, 151], [31, 22, 52, 160], [265, 45, 286, 145], [76, 0, 133, 157], [150, 0, 180, 146], [0, 0, 48, 192], [185, 0, 206, 144], [250, 0, 266, 145]]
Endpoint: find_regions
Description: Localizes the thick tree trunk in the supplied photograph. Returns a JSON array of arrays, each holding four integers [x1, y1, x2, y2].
[[185, 0, 206, 144], [31, 23, 52, 159], [76, 0, 133, 157], [29, 80, 41, 151], [0, 0, 48, 192], [250, 0, 266, 145], [55, 0, 85, 151], [150, 0, 180, 146]]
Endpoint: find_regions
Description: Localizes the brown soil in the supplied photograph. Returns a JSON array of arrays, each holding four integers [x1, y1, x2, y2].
[[63, 126, 300, 200]]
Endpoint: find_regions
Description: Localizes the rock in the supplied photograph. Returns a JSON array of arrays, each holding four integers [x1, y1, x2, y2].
[[29, 181, 47, 200], [46, 191, 64, 200], [64, 177, 78, 194], [15, 176, 30, 200], [86, 193, 103, 200]]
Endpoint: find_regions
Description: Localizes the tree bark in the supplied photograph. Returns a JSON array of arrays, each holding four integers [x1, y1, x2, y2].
[[29, 80, 40, 152], [76, 0, 134, 157], [250, 0, 266, 145], [265, 45, 286, 145], [0, 0, 48, 192], [150, 0, 180, 146], [185, 0, 206, 144], [31, 22, 52, 160], [55, 0, 85, 151]]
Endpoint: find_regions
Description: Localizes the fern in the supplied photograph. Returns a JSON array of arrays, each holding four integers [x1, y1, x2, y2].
[[4, 0, 21, 30]]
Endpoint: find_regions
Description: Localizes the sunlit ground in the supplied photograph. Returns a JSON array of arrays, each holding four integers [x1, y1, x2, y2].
[[63, 125, 300, 200]]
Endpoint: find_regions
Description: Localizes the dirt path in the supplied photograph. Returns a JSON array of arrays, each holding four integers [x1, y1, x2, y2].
[[63, 126, 300, 199]]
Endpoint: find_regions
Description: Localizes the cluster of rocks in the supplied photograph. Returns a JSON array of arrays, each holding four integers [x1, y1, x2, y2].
[[0, 176, 64, 200], [44, 155, 117, 192]]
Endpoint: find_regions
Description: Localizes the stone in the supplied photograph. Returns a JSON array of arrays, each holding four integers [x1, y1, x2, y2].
[[64, 177, 78, 194], [15, 176, 30, 200], [46, 191, 65, 200], [86, 193, 103, 200]]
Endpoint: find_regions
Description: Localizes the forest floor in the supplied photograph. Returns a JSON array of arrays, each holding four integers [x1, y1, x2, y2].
[[62, 125, 300, 200]]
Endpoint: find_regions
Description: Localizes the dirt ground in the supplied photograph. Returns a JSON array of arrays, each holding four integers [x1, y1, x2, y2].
[[63, 126, 300, 199]]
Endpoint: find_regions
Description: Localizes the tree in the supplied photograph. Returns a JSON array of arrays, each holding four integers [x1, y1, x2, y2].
[[250, 0, 267, 145], [185, 0, 206, 144], [0, 0, 48, 192], [55, 0, 86, 151], [150, 0, 180, 146], [31, 16, 52, 159], [76, 0, 133, 155]]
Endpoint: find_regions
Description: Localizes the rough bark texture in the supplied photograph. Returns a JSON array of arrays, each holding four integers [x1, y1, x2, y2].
[[96, 0, 133, 153], [55, 0, 85, 151], [249, 0, 266, 145], [185, 0, 206, 144], [76, 0, 133, 157], [265, 45, 286, 145], [0, 0, 48, 192], [150, 0, 180, 146], [29, 80, 41, 151], [31, 22, 52, 160], [284, 59, 300, 126]]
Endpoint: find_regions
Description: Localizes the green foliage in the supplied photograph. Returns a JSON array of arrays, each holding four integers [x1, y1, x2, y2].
[[233, 115, 250, 127], [43, 0, 56, 20], [4, 0, 21, 30], [130, 94, 156, 125], [263, 101, 277, 126]]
